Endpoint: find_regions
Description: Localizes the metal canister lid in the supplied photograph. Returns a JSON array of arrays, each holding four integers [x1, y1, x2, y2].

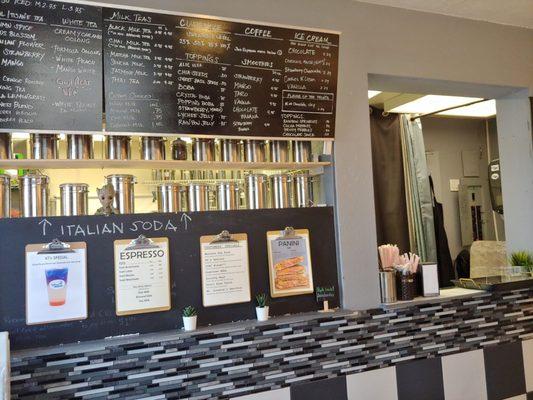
[[0, 174, 10, 183], [105, 174, 135, 181], [19, 173, 50, 185], [59, 183, 89, 192]]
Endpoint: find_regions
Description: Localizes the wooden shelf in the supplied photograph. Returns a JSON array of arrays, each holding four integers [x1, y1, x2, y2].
[[0, 159, 331, 171]]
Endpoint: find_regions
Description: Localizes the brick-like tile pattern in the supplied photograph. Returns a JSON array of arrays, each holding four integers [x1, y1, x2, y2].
[[9, 288, 533, 399]]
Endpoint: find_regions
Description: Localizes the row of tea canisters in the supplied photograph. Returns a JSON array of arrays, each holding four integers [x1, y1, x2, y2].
[[0, 172, 315, 218], [0, 133, 315, 163]]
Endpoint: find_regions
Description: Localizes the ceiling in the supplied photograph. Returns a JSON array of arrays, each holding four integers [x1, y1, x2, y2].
[[355, 0, 533, 29]]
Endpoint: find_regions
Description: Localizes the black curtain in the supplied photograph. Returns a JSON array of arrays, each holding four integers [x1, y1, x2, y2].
[[369, 107, 410, 253]]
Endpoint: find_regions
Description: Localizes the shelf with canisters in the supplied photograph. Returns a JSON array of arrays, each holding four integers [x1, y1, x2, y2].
[[0, 159, 331, 171]]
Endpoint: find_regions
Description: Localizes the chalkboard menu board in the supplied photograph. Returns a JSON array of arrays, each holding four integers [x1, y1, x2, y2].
[[0, 0, 103, 132], [103, 9, 338, 138]]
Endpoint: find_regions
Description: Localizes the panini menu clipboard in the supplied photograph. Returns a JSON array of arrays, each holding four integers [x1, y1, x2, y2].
[[267, 227, 314, 298]]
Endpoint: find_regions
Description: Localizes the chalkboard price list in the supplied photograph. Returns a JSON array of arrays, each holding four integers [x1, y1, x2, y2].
[[0, 0, 102, 132], [103, 8, 339, 138], [103, 9, 177, 132]]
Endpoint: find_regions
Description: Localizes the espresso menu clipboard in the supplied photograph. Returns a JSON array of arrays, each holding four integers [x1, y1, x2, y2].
[[200, 231, 251, 307], [114, 236, 171, 316], [25, 241, 88, 325], [267, 227, 314, 298]]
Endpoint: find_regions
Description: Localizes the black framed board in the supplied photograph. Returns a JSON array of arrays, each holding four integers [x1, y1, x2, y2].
[[0, 207, 339, 350], [101, 7, 339, 138], [0, 0, 338, 138], [0, 0, 103, 133]]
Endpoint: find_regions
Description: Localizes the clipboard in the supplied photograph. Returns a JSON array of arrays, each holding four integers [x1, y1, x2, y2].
[[25, 240, 88, 325], [267, 227, 314, 298], [114, 235, 171, 316], [200, 231, 251, 307]]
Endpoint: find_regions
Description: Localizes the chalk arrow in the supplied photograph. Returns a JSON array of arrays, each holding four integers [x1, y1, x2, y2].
[[180, 213, 192, 230], [39, 218, 52, 236]]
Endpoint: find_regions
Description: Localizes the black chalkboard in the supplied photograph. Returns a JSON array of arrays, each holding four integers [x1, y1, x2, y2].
[[0, 207, 339, 350], [103, 9, 338, 138], [0, 0, 103, 132]]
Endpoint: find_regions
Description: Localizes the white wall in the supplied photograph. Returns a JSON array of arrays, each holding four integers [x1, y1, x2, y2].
[[90, 0, 533, 309], [496, 92, 533, 253]]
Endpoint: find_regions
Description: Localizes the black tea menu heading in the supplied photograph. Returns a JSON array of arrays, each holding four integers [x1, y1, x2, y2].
[[0, 0, 102, 132], [103, 9, 338, 138]]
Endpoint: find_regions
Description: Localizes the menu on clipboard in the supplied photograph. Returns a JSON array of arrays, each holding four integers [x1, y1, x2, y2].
[[25, 240, 88, 325], [200, 231, 251, 307], [114, 236, 171, 316], [267, 227, 314, 298]]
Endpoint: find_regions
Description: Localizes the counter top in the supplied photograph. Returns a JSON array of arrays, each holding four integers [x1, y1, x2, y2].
[[381, 287, 488, 310]]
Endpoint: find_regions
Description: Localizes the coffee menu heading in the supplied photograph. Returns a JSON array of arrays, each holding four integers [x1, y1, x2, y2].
[[0, 0, 339, 138]]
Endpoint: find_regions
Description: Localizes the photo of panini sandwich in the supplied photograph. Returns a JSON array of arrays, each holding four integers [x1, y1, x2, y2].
[[274, 259, 309, 290], [274, 256, 304, 272]]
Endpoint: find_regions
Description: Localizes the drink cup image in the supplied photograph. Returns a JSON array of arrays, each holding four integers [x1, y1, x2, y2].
[[45, 268, 69, 306]]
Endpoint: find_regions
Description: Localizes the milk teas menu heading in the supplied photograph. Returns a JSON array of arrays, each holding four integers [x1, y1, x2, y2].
[[0, 0, 103, 132], [103, 8, 338, 138]]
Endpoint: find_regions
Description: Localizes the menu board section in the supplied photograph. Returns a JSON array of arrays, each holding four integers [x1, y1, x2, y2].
[[103, 9, 176, 132], [113, 237, 171, 316], [200, 233, 251, 307], [0, 0, 102, 132], [104, 10, 338, 138]]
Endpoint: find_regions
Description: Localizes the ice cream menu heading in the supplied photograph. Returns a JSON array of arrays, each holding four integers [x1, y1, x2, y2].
[[0, 0, 339, 138]]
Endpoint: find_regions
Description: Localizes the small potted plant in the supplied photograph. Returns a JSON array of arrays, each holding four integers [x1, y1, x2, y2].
[[255, 293, 269, 321], [509, 251, 533, 276], [182, 306, 197, 331]]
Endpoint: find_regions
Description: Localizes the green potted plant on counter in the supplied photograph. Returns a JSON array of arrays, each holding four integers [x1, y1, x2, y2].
[[509, 251, 533, 276], [182, 306, 197, 331], [255, 293, 269, 322]]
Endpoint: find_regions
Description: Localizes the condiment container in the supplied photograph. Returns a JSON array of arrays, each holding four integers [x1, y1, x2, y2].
[[292, 172, 314, 207], [396, 272, 417, 301], [244, 140, 266, 162], [269, 174, 291, 209], [141, 136, 166, 160], [105, 135, 131, 160], [379, 271, 397, 303], [157, 183, 186, 213], [216, 182, 240, 211], [172, 138, 188, 160], [30, 134, 59, 159], [67, 134, 93, 159], [269, 140, 289, 163], [19, 173, 50, 217], [0, 134, 12, 159], [292, 140, 312, 163], [106, 174, 135, 214], [188, 183, 210, 212], [245, 174, 268, 209], [0, 174, 11, 218], [59, 183, 89, 216]]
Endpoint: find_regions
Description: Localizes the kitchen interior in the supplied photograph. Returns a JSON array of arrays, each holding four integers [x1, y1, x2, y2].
[[368, 89, 519, 302]]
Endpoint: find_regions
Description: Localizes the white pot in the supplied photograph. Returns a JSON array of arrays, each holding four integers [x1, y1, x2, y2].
[[255, 306, 269, 322], [183, 315, 197, 331]]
